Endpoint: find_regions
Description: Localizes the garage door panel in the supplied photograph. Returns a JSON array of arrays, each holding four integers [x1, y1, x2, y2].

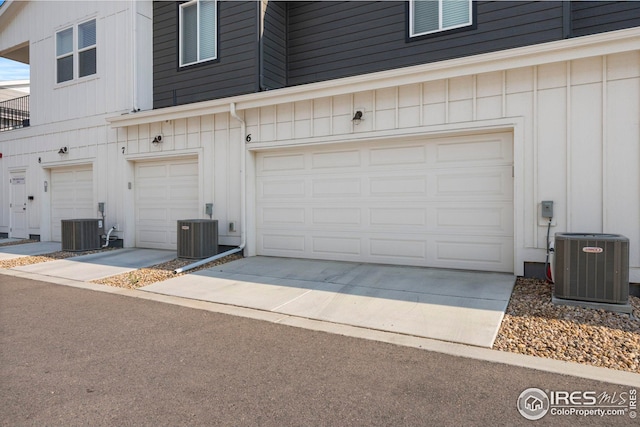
[[431, 203, 513, 235], [369, 176, 426, 196], [430, 237, 513, 272], [312, 150, 361, 169], [431, 133, 512, 166], [138, 186, 167, 201], [137, 164, 167, 178], [261, 179, 306, 198], [313, 236, 361, 255], [169, 185, 199, 200], [168, 206, 199, 221], [312, 178, 361, 197], [260, 233, 306, 252], [433, 169, 511, 198], [140, 230, 178, 247], [369, 238, 426, 260], [76, 190, 94, 203], [261, 207, 306, 225], [369, 145, 426, 166], [261, 153, 305, 172], [169, 162, 199, 176], [370, 208, 426, 227], [312, 207, 361, 225], [138, 208, 167, 221], [256, 133, 514, 272], [434, 139, 508, 164]]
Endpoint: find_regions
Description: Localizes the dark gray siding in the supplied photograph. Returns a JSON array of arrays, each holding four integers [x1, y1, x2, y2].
[[153, 1, 259, 109], [152, 1, 640, 107], [571, 1, 640, 37], [286, 1, 565, 86], [261, 1, 287, 90]]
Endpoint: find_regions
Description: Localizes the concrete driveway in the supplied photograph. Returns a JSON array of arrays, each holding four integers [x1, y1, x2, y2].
[[12, 248, 175, 281], [142, 257, 516, 348], [5, 242, 516, 347], [0, 241, 62, 259]]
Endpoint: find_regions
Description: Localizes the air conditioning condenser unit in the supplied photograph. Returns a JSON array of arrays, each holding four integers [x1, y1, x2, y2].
[[61, 219, 104, 251], [553, 232, 631, 313], [177, 219, 218, 259]]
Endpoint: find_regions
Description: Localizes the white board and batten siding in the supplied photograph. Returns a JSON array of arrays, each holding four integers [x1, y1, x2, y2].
[[135, 158, 199, 250], [50, 165, 94, 242], [256, 132, 514, 272]]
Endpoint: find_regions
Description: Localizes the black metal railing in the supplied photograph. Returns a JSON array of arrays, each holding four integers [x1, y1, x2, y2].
[[0, 95, 30, 131]]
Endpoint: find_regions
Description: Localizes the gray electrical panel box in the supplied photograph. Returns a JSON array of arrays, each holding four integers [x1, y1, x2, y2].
[[541, 201, 553, 218]]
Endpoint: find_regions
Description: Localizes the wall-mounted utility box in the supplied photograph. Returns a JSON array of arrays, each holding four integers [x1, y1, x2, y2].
[[541, 200, 553, 218], [177, 219, 218, 259], [61, 219, 104, 251], [554, 233, 629, 308]]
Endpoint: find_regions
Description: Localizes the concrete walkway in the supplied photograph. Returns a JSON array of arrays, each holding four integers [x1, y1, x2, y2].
[[142, 257, 516, 348], [0, 241, 62, 259], [12, 248, 176, 281]]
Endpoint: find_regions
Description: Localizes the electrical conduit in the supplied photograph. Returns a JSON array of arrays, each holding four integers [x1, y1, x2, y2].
[[102, 226, 117, 248], [174, 102, 247, 274]]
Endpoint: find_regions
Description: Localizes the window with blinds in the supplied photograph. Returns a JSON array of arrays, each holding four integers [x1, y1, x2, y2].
[[180, 0, 218, 67], [410, 0, 472, 37], [55, 19, 97, 83]]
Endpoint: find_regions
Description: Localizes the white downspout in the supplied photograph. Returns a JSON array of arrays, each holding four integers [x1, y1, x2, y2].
[[131, 0, 138, 112], [174, 102, 247, 274]]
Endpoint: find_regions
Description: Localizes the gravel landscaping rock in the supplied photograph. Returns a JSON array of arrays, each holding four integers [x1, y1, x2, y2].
[[493, 277, 640, 374], [0, 239, 39, 247], [2, 245, 638, 373], [0, 248, 117, 269], [91, 254, 243, 289]]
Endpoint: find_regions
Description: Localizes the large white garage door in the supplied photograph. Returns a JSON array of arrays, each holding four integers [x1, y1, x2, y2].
[[256, 132, 514, 272], [135, 158, 199, 250], [51, 165, 94, 242]]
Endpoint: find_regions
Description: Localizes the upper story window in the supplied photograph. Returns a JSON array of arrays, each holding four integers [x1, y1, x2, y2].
[[409, 0, 472, 37], [180, 0, 217, 67], [56, 18, 97, 84]]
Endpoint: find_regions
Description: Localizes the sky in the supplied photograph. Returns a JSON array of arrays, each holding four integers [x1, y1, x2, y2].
[[0, 57, 30, 81], [0, 0, 30, 82]]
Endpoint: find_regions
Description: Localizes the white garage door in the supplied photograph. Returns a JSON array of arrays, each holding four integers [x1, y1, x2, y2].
[[256, 132, 514, 272], [135, 158, 199, 250], [51, 165, 94, 242]]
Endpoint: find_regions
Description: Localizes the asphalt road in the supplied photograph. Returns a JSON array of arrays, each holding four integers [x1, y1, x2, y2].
[[1, 274, 637, 426]]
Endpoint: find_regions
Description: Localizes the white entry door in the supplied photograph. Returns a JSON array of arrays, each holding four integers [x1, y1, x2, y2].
[[10, 172, 27, 238]]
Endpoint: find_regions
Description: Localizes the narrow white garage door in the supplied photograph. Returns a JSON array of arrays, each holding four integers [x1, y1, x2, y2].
[[256, 132, 514, 272], [135, 158, 199, 250], [51, 165, 94, 242]]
